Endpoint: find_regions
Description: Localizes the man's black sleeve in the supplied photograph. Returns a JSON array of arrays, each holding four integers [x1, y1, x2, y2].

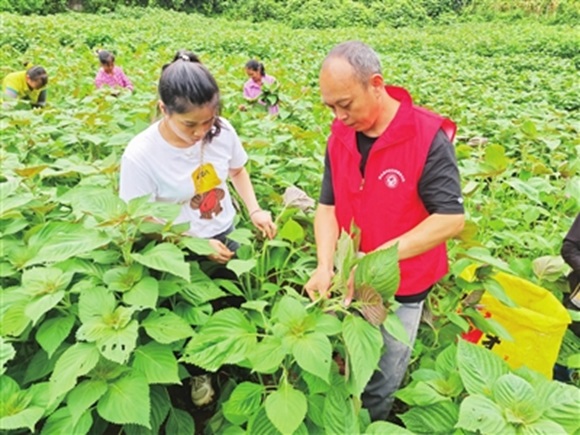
[[418, 129, 464, 214], [319, 147, 335, 205], [562, 213, 580, 272]]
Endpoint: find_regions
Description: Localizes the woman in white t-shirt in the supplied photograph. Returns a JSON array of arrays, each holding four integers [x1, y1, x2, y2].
[[119, 51, 276, 264]]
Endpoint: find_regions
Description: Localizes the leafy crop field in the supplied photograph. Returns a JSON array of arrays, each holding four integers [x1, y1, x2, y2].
[[1, 8, 579, 434]]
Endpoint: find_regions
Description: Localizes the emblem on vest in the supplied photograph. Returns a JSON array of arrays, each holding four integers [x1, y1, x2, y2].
[[378, 169, 406, 189]]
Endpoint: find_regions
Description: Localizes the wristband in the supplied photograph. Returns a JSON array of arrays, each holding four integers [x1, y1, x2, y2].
[[250, 209, 264, 217]]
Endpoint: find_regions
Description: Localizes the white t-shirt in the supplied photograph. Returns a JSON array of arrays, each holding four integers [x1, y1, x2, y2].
[[119, 118, 248, 238]]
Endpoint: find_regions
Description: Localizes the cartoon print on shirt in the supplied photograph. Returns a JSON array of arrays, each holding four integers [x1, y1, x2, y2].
[[190, 189, 225, 219], [189, 163, 225, 219]]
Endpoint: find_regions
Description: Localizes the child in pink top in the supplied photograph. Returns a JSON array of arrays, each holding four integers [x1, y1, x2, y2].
[[243, 60, 279, 115], [95, 50, 133, 92]]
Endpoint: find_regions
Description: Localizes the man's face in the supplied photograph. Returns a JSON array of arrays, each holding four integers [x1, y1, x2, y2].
[[319, 57, 381, 133]]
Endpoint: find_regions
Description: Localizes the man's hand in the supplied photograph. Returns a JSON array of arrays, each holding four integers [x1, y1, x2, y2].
[[208, 238, 234, 264], [344, 266, 356, 307], [304, 267, 334, 301]]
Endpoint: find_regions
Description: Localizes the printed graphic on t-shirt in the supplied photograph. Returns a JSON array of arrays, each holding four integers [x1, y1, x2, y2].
[[190, 163, 225, 219], [378, 168, 406, 189]]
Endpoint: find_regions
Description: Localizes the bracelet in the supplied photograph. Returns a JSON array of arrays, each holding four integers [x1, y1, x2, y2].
[[250, 209, 264, 217]]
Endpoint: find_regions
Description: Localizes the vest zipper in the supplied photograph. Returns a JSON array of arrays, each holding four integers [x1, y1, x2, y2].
[[359, 178, 365, 190]]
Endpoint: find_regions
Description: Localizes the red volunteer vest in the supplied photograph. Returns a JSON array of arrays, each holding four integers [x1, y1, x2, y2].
[[328, 86, 456, 297]]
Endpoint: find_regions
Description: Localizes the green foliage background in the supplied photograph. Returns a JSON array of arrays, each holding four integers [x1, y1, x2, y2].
[[1, 0, 580, 27], [1, 4, 579, 434]]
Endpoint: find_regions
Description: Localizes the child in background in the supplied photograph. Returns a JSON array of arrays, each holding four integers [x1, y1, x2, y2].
[[94, 50, 133, 92], [243, 59, 279, 115], [2, 64, 48, 108]]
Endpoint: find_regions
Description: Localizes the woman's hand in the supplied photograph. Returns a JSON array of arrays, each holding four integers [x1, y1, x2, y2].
[[208, 238, 234, 264], [250, 209, 277, 239]]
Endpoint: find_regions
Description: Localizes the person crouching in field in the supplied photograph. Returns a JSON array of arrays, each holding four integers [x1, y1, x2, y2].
[[242, 59, 279, 115], [94, 50, 133, 92], [119, 51, 277, 407], [2, 64, 48, 108]]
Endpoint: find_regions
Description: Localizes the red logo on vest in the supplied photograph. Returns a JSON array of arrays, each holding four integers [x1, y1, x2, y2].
[[378, 168, 405, 189]]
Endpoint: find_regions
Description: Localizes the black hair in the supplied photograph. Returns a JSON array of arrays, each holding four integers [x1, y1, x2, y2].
[[161, 50, 201, 72], [245, 59, 265, 77], [171, 50, 201, 64], [158, 57, 222, 142], [97, 49, 115, 65], [26, 65, 48, 87]]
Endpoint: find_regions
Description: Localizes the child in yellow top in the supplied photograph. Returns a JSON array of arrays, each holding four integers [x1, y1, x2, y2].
[[2, 65, 48, 107]]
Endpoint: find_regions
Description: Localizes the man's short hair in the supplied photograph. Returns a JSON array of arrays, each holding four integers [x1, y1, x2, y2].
[[324, 41, 382, 86]]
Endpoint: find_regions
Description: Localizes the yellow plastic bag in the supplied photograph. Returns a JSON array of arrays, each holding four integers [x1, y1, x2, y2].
[[461, 266, 571, 379]]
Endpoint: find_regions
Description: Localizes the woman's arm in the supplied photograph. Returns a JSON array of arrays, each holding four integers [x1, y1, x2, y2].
[[4, 88, 19, 99], [229, 166, 276, 239], [119, 68, 134, 91], [95, 70, 105, 88], [229, 167, 259, 212], [243, 81, 261, 102]]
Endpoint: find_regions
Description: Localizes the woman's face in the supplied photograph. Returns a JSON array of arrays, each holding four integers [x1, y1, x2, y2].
[[102, 61, 115, 74], [25, 76, 44, 90], [161, 101, 217, 146], [246, 68, 261, 83]]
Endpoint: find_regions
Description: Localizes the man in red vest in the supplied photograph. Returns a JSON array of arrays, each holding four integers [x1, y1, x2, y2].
[[304, 41, 465, 421]]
